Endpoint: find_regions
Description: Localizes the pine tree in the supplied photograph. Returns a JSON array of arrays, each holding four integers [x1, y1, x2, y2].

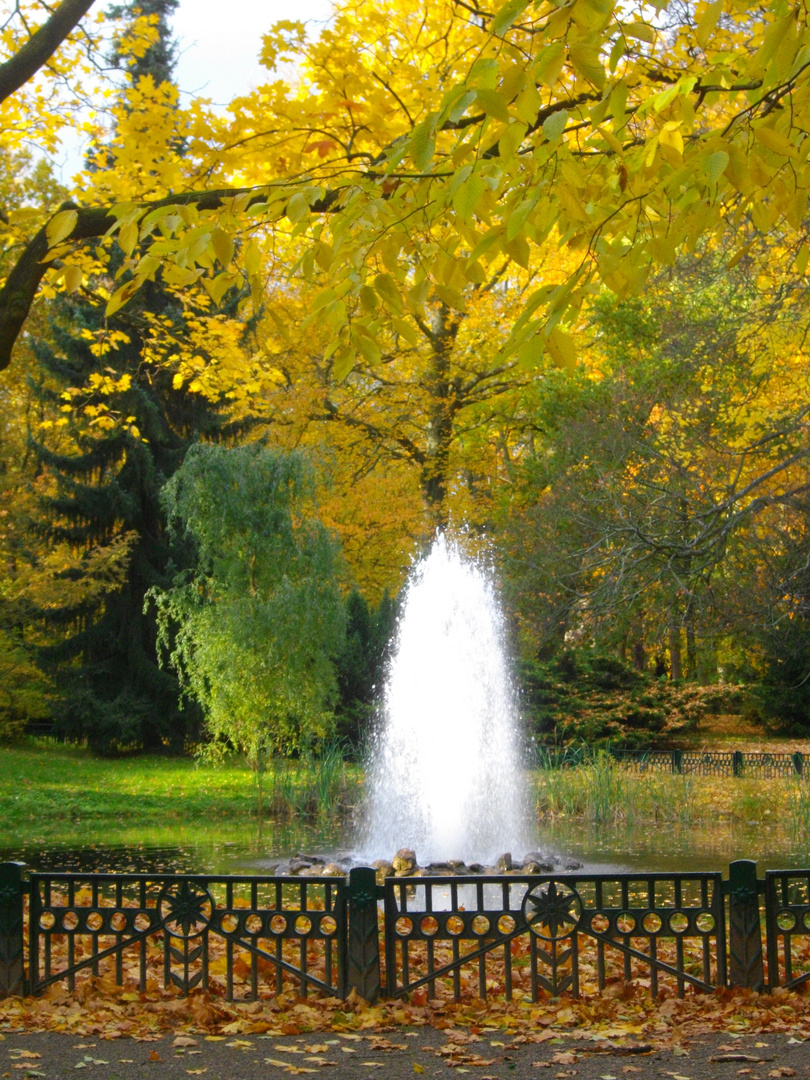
[[334, 589, 398, 754], [30, 0, 237, 753], [109, 0, 178, 87]]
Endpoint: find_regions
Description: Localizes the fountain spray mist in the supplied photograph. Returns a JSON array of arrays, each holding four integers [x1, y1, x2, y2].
[[361, 535, 533, 864]]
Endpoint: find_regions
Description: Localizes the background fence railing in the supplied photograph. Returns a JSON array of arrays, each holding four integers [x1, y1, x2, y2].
[[534, 746, 806, 777], [2, 859, 810, 1005]]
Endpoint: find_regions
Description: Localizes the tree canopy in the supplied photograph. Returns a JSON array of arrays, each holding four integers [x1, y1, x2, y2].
[[148, 443, 346, 763], [1, 0, 809, 381]]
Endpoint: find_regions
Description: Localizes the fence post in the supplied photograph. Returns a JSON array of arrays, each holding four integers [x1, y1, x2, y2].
[[727, 859, 764, 991], [794, 752, 804, 777], [672, 749, 683, 774], [732, 751, 744, 778], [0, 862, 26, 998], [346, 867, 381, 1004]]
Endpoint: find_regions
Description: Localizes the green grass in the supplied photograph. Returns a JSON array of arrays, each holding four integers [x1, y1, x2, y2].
[[6, 740, 810, 856], [0, 739, 362, 846], [534, 751, 697, 826]]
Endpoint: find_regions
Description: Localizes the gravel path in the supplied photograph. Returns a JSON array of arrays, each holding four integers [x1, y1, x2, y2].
[[1, 1027, 807, 1080]]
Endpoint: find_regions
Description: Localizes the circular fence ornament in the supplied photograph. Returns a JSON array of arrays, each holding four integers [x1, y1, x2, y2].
[[522, 880, 582, 942], [158, 880, 214, 939]]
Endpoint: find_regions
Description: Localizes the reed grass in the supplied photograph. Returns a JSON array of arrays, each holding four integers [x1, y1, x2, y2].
[[534, 750, 696, 825], [786, 777, 810, 840]]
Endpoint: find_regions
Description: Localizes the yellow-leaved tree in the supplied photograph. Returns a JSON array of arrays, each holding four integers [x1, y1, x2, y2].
[[2, 0, 809, 388]]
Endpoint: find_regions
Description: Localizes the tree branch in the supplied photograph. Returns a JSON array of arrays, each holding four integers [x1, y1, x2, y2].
[[0, 0, 96, 104], [0, 184, 341, 371]]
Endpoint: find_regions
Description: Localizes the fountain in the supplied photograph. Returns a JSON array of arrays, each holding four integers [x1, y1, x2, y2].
[[361, 534, 533, 865]]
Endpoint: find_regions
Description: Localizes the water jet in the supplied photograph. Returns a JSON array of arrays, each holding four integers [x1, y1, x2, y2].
[[361, 534, 533, 865]]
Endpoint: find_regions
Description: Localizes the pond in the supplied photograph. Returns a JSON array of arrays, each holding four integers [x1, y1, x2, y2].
[[0, 816, 804, 876]]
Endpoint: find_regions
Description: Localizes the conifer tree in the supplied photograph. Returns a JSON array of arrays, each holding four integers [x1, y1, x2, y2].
[[31, 0, 236, 753]]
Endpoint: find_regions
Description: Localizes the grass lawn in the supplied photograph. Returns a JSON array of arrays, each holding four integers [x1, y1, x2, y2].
[[0, 740, 362, 848]]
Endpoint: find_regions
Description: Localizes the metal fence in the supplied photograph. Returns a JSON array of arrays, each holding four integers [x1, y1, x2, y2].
[[3, 859, 810, 1004], [536, 746, 807, 777]]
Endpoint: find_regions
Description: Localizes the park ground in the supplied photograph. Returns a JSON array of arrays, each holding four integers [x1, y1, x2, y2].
[[3, 987, 810, 1079], [4, 722, 810, 1057]]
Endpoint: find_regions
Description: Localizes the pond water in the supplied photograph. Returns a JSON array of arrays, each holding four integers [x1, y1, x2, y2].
[[1, 816, 806, 876]]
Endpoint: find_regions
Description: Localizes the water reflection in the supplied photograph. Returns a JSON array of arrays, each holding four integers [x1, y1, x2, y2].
[[1, 816, 806, 875]]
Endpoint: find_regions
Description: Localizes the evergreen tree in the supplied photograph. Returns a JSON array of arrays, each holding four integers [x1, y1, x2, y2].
[[30, 0, 237, 753], [109, 0, 179, 87], [334, 589, 398, 754]]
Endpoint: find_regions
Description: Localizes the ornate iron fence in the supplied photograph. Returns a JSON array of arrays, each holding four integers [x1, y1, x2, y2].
[[537, 746, 806, 777], [27, 869, 348, 1000], [2, 859, 810, 1004], [764, 869, 810, 990], [383, 871, 726, 1000]]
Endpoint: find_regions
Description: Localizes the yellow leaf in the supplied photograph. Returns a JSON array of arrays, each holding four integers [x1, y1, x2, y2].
[[46, 209, 78, 247], [244, 239, 261, 276], [474, 88, 511, 123], [409, 115, 436, 171], [202, 272, 238, 306], [490, 0, 528, 36], [63, 265, 83, 294], [547, 326, 577, 371], [658, 122, 683, 156], [354, 332, 381, 365], [119, 221, 139, 257], [105, 280, 140, 317], [374, 273, 404, 314], [452, 175, 486, 222], [696, 0, 723, 48], [433, 283, 466, 311], [624, 22, 655, 43], [754, 126, 796, 158], [569, 43, 605, 89], [287, 192, 309, 222], [702, 150, 729, 183], [535, 42, 565, 88], [391, 317, 419, 346], [542, 109, 568, 141], [211, 227, 234, 266], [332, 346, 355, 380]]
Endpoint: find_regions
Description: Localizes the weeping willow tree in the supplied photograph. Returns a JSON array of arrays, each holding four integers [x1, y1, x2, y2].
[[148, 443, 346, 813]]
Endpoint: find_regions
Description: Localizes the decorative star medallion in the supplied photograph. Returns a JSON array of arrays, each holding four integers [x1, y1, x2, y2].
[[522, 881, 582, 942], [158, 880, 214, 939], [352, 888, 376, 907]]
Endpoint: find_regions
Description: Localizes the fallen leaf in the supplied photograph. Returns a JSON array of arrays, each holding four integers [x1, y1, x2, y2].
[[173, 1036, 198, 1048], [186, 1071, 207, 1076], [148, 1051, 161, 1063], [710, 1055, 769, 1063]]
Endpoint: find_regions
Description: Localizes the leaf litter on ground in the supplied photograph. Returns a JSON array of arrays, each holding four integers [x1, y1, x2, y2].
[[3, 980, 810, 1057]]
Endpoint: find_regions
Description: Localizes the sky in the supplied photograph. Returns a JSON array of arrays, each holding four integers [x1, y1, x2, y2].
[[172, 0, 332, 107], [52, 0, 333, 182]]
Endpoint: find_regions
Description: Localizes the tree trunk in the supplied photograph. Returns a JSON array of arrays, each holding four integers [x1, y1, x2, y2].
[[685, 602, 697, 681], [669, 623, 683, 681], [421, 304, 460, 529]]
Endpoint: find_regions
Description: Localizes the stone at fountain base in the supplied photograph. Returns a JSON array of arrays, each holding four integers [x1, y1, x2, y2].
[[272, 850, 584, 876]]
